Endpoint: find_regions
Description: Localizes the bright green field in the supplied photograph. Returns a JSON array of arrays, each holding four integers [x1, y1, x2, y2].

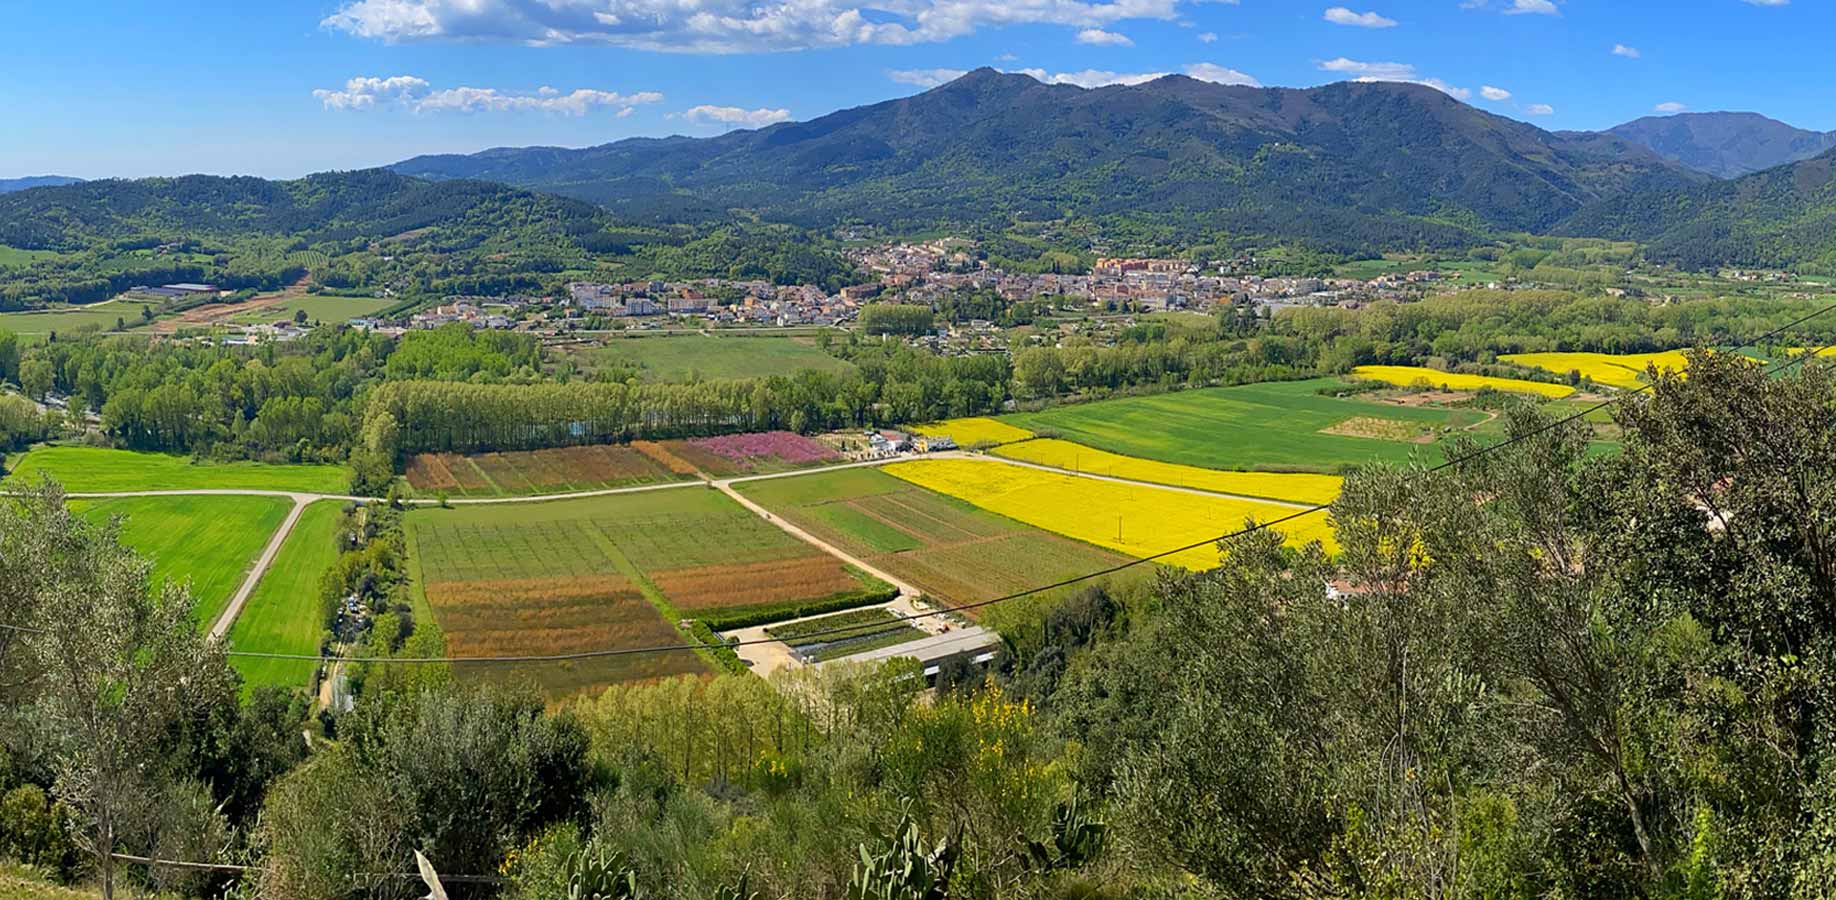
[[222, 293, 393, 325], [1005, 378, 1484, 473], [560, 334, 854, 382], [0, 245, 65, 267], [73, 495, 291, 629], [228, 501, 343, 693], [5, 446, 351, 493], [0, 300, 160, 335]]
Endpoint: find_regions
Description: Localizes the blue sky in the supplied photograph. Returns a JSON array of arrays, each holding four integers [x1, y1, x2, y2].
[[2, 0, 1825, 179]]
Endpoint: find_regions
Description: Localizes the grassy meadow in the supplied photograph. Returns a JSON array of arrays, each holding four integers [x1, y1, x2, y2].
[[220, 293, 393, 325], [228, 501, 344, 693], [1004, 378, 1483, 473], [886, 457, 1337, 568], [0, 299, 161, 335], [559, 333, 853, 382], [74, 494, 291, 629], [5, 446, 351, 493]]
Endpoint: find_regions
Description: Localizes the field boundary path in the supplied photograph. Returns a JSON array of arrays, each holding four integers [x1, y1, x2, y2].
[[208, 494, 311, 640], [50, 448, 1299, 640]]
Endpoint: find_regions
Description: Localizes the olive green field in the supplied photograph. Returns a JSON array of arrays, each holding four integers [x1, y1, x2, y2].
[[556, 333, 853, 381], [1004, 378, 1485, 473]]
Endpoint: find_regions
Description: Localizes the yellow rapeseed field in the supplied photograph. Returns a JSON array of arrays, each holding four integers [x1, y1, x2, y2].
[[885, 458, 1336, 569], [911, 417, 1033, 446], [994, 438, 1344, 505], [1351, 365, 1575, 399], [1500, 351, 1692, 390]]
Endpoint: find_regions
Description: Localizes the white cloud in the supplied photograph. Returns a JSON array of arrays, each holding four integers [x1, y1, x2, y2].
[[1743, 0, 1788, 5], [1524, 103, 1555, 115], [1505, 0, 1558, 14], [1319, 59, 1471, 100], [1480, 85, 1511, 101], [1611, 43, 1640, 58], [1197, 31, 1217, 42], [1318, 57, 1416, 80], [1006, 63, 1257, 89], [887, 68, 970, 87], [1183, 63, 1260, 86], [312, 75, 661, 115], [1076, 28, 1133, 46], [1655, 101, 1687, 113], [322, 0, 1187, 53], [311, 75, 429, 109], [1017, 68, 1163, 88], [679, 105, 793, 128], [1323, 7, 1397, 27]]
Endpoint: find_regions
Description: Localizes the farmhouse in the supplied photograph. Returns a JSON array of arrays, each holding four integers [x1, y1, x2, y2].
[[838, 626, 1003, 682]]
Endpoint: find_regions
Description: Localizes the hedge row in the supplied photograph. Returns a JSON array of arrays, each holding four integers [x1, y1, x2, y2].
[[699, 584, 900, 632]]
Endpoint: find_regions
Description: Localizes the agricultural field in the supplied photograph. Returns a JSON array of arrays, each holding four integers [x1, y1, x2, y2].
[[220, 293, 392, 325], [0, 299, 161, 335], [734, 466, 1153, 638], [4, 446, 351, 493], [764, 607, 927, 663], [403, 489, 882, 695], [886, 458, 1337, 569], [641, 431, 840, 477], [0, 245, 65, 267], [228, 501, 345, 693], [1351, 365, 1575, 399], [1501, 351, 1693, 390], [556, 333, 854, 382], [911, 417, 1033, 447], [404, 445, 693, 497], [994, 439, 1343, 505], [1003, 378, 1484, 473], [73, 495, 291, 628]]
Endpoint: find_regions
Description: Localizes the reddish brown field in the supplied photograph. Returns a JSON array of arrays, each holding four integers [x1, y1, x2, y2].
[[649, 557, 866, 612], [427, 575, 705, 698], [404, 445, 686, 497], [633, 441, 701, 476]]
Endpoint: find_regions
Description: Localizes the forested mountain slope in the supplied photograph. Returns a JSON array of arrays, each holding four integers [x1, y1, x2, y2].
[[394, 69, 1702, 253], [0, 176, 82, 194], [1559, 147, 1836, 270], [0, 169, 620, 252]]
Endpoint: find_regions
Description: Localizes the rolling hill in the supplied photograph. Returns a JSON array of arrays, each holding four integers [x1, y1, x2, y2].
[[0, 175, 83, 194], [1606, 112, 1836, 179], [1558, 146, 1836, 270], [0, 169, 624, 252], [394, 69, 1703, 254]]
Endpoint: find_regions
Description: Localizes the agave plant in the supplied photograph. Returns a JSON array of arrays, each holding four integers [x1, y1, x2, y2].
[[1021, 796, 1107, 873], [845, 813, 961, 900], [568, 844, 644, 900]]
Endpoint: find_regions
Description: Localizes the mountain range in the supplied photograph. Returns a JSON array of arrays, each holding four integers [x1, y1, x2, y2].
[[394, 69, 1706, 253], [0, 175, 82, 194], [6, 71, 1836, 271], [1606, 112, 1836, 179]]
